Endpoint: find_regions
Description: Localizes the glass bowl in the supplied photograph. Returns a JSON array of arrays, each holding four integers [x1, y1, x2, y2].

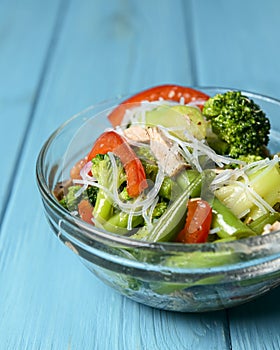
[[36, 87, 280, 312]]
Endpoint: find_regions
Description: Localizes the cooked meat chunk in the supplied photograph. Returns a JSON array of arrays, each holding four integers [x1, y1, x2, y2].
[[262, 221, 280, 235], [147, 127, 187, 176], [123, 126, 150, 143], [53, 179, 73, 200]]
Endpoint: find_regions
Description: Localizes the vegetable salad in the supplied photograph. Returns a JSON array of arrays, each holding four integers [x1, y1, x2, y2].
[[55, 85, 280, 244]]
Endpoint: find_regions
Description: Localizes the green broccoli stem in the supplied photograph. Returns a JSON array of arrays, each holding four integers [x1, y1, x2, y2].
[[93, 191, 113, 225], [206, 133, 230, 155], [91, 153, 126, 226], [211, 197, 256, 239]]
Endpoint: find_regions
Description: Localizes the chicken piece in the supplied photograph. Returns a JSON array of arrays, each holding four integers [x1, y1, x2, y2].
[[262, 221, 280, 235], [147, 127, 188, 176], [53, 179, 73, 200], [123, 125, 150, 143]]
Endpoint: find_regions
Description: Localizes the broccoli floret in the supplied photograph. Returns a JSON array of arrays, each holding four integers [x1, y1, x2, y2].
[[224, 154, 266, 169], [203, 91, 270, 158], [237, 154, 265, 164], [59, 185, 99, 211], [119, 187, 130, 201], [93, 154, 126, 187], [86, 186, 99, 206], [59, 186, 81, 211], [135, 147, 158, 181], [152, 201, 168, 219], [142, 161, 158, 183], [59, 185, 82, 211]]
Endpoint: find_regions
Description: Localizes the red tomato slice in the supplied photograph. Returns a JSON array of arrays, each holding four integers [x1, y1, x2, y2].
[[70, 157, 88, 180], [108, 84, 210, 127], [87, 131, 148, 198], [176, 199, 212, 244], [78, 199, 94, 224]]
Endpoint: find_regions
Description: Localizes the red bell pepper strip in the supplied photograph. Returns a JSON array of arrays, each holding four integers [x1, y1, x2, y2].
[[78, 199, 94, 224], [176, 199, 212, 243], [87, 131, 148, 198], [108, 84, 210, 127]]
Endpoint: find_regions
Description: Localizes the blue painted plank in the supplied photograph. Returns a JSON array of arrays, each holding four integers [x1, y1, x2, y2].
[[0, 0, 231, 349], [192, 1, 280, 349], [33, 0, 199, 126], [192, 0, 280, 98], [229, 289, 280, 350], [0, 0, 64, 219]]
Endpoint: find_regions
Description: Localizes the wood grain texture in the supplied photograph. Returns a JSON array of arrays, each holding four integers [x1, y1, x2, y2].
[[229, 289, 280, 350], [0, 0, 231, 349], [1, 0, 280, 349], [192, 0, 280, 98], [0, 0, 63, 220], [192, 1, 280, 349]]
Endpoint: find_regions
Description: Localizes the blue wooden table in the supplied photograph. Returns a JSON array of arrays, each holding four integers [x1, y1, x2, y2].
[[1, 0, 280, 349]]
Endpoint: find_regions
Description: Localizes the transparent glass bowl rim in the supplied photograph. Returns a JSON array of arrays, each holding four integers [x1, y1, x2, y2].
[[36, 86, 280, 256]]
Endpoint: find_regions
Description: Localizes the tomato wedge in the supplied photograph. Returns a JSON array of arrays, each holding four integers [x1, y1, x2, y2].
[[78, 199, 94, 224], [108, 84, 210, 127], [176, 199, 212, 243], [70, 157, 88, 180], [87, 131, 148, 198]]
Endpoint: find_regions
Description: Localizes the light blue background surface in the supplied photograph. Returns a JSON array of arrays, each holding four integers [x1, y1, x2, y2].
[[1, 0, 280, 349]]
